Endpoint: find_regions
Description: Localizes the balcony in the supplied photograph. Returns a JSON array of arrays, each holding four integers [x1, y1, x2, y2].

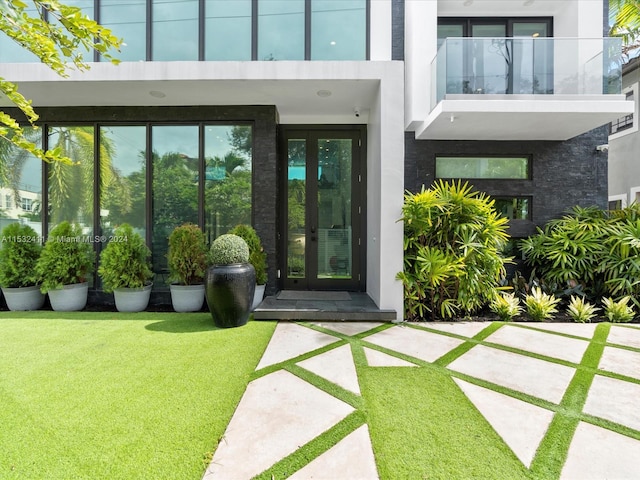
[[417, 37, 635, 141]]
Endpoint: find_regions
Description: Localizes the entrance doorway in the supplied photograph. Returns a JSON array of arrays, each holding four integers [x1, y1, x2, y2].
[[280, 127, 365, 291]]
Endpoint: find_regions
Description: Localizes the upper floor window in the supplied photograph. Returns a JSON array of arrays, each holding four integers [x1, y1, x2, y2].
[[0, 0, 368, 63], [610, 88, 635, 135]]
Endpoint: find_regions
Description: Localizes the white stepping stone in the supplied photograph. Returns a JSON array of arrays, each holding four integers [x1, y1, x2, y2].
[[599, 346, 640, 380], [607, 325, 640, 349], [485, 325, 589, 363], [561, 422, 640, 479], [203, 370, 354, 480], [413, 321, 490, 338], [298, 345, 361, 395], [310, 322, 383, 336], [525, 322, 597, 339], [448, 345, 575, 404], [288, 425, 379, 480], [364, 347, 417, 367], [454, 379, 554, 468], [583, 375, 640, 431], [256, 323, 339, 370], [365, 325, 465, 363]]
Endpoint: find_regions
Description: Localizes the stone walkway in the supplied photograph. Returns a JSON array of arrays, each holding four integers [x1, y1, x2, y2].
[[203, 321, 640, 479]]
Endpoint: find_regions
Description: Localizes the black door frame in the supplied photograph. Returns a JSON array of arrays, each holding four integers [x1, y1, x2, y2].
[[278, 125, 367, 291]]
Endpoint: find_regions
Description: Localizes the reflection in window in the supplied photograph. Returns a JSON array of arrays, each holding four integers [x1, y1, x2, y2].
[[101, 0, 147, 61], [204, 125, 252, 244], [152, 0, 199, 61], [47, 126, 95, 229], [287, 139, 306, 278], [436, 156, 530, 180], [0, 128, 43, 235], [494, 197, 530, 220], [0, 3, 40, 62], [99, 127, 147, 239], [311, 0, 366, 60], [151, 126, 199, 283], [258, 0, 304, 61], [205, 0, 251, 61]]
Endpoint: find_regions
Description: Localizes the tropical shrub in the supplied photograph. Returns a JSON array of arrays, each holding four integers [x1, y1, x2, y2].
[[0, 223, 42, 287], [490, 292, 522, 322], [567, 295, 599, 323], [36, 221, 95, 293], [167, 223, 208, 285], [524, 287, 561, 322], [398, 180, 510, 320], [229, 224, 267, 285], [98, 224, 153, 292], [209, 234, 249, 265], [602, 296, 634, 323]]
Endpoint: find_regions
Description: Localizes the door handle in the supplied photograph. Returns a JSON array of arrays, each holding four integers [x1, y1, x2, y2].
[[311, 226, 316, 241]]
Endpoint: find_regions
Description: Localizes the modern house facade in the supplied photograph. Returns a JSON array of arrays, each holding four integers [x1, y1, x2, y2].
[[608, 55, 640, 209], [0, 0, 633, 318]]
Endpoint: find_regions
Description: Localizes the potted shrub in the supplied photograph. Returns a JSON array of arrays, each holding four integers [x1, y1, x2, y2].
[[229, 224, 267, 310], [98, 223, 153, 312], [167, 223, 208, 312], [36, 221, 95, 311], [205, 234, 255, 328], [0, 223, 45, 311]]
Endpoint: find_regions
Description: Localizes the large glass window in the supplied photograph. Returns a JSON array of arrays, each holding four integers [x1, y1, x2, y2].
[[151, 126, 199, 283], [100, 0, 147, 62], [311, 0, 366, 60], [205, 0, 252, 61], [47, 126, 95, 229], [152, 0, 199, 61], [0, 129, 43, 236], [204, 125, 252, 243], [494, 197, 530, 220], [258, 0, 305, 61], [436, 156, 530, 180], [99, 126, 147, 239], [0, 3, 40, 62]]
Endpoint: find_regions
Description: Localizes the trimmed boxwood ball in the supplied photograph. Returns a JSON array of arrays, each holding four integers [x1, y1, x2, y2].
[[209, 234, 249, 265]]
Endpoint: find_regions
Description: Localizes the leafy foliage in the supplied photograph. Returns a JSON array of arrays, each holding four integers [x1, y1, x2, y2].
[[524, 287, 561, 322], [602, 296, 635, 323], [0, 223, 41, 287], [98, 224, 152, 293], [490, 292, 522, 322], [566, 295, 600, 323], [167, 223, 208, 286], [36, 221, 95, 292], [229, 224, 267, 285], [398, 180, 510, 320], [0, 0, 122, 164], [209, 234, 249, 266]]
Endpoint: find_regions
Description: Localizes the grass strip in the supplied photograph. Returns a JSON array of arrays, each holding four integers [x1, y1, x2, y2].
[[0, 314, 275, 480], [528, 322, 610, 479]]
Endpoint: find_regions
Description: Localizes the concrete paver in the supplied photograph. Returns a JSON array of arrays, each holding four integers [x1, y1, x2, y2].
[[365, 325, 464, 362], [598, 345, 640, 380], [297, 344, 361, 395], [583, 374, 640, 431], [524, 322, 598, 338], [363, 347, 417, 367], [448, 344, 575, 403], [413, 321, 490, 338], [310, 322, 382, 336], [607, 325, 640, 348]]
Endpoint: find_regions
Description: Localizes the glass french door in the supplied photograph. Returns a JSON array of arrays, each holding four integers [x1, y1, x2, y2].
[[281, 128, 364, 290]]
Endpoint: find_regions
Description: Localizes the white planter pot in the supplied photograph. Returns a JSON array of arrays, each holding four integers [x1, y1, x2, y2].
[[114, 283, 152, 312], [252, 283, 266, 311], [170, 284, 205, 312], [2, 285, 45, 311], [48, 282, 88, 312]]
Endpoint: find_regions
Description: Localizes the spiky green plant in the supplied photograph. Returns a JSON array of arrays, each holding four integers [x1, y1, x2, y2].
[[490, 292, 522, 322], [524, 287, 561, 322], [0, 223, 42, 287], [98, 224, 152, 292], [167, 223, 208, 285], [398, 180, 510, 320], [602, 296, 635, 323], [567, 295, 600, 323]]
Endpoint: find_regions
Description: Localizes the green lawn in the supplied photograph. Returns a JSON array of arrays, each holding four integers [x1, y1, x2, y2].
[[0, 312, 276, 480]]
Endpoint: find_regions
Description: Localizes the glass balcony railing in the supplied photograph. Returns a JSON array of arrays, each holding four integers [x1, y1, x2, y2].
[[431, 37, 624, 107]]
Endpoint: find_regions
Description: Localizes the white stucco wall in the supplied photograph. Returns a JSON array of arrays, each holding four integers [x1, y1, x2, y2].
[[370, 0, 392, 61]]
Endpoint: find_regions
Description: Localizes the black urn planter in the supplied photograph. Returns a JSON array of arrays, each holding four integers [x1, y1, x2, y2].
[[205, 263, 256, 328]]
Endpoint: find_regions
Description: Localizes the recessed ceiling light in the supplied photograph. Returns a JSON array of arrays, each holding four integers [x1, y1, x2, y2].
[[317, 90, 332, 98], [330, 41, 336, 46], [149, 90, 166, 98]]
